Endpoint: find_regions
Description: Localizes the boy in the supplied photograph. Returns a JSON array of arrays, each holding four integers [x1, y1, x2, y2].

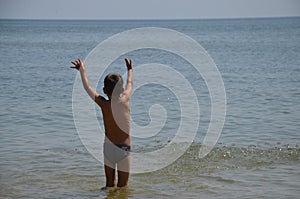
[[70, 58, 133, 188]]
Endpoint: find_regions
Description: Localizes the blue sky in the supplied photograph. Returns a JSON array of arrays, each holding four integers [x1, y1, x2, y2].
[[0, 0, 299, 20]]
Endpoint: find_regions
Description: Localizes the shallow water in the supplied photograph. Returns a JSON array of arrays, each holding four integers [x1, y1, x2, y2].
[[1, 18, 300, 198], [1, 143, 299, 198]]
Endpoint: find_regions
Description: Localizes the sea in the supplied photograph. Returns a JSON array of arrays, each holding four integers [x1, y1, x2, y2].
[[0, 17, 299, 198]]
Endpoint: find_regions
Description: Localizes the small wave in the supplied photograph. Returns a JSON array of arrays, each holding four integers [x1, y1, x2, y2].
[[159, 143, 300, 175]]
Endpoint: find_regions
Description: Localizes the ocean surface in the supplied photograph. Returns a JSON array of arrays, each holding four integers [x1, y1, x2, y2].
[[0, 18, 299, 198]]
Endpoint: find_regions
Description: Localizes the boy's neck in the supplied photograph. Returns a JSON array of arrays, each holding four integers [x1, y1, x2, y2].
[[107, 94, 121, 101]]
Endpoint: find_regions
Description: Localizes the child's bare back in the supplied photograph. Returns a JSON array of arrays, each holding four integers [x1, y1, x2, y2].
[[100, 98, 130, 144], [70, 58, 133, 188]]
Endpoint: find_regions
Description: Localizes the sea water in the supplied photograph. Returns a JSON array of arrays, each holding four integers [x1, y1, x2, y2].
[[0, 18, 299, 198]]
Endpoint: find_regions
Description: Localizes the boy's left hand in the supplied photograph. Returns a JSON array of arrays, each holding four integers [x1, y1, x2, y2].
[[125, 58, 132, 70], [70, 59, 84, 71]]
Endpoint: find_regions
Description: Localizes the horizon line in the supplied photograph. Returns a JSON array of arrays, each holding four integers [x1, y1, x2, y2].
[[1, 15, 299, 21]]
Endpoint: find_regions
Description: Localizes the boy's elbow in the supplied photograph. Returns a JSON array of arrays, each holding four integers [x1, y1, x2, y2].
[[83, 85, 89, 91], [84, 85, 92, 93]]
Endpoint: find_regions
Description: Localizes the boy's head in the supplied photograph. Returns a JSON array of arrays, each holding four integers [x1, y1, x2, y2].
[[103, 73, 124, 98]]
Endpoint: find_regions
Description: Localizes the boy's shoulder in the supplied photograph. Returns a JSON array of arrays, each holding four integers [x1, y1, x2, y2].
[[95, 95, 109, 107]]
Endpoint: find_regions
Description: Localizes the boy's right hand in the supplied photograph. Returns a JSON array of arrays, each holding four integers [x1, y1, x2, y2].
[[125, 58, 132, 71], [70, 59, 84, 71]]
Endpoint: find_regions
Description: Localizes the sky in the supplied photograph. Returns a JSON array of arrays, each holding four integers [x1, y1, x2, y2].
[[0, 0, 299, 20]]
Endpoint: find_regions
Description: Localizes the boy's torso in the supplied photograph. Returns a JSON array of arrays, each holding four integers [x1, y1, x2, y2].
[[100, 99, 130, 145]]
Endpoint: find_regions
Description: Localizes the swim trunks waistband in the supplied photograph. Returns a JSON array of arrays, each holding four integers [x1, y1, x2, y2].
[[115, 143, 131, 151]]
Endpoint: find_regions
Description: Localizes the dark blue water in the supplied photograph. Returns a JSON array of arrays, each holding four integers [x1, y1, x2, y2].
[[0, 18, 299, 198]]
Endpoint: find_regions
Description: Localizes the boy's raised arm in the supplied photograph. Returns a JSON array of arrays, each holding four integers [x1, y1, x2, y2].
[[123, 58, 133, 99], [70, 59, 105, 106]]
